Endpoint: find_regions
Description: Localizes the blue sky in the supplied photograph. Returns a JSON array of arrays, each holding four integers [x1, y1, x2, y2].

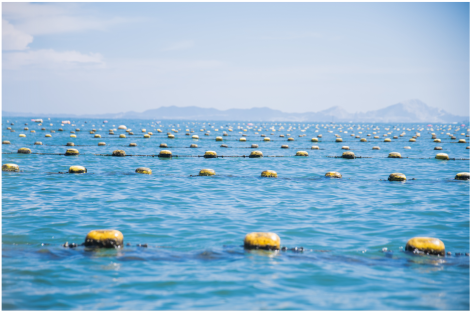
[[2, 2, 470, 115]]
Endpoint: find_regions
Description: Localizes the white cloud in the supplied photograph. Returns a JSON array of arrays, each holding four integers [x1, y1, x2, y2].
[[161, 40, 195, 52], [2, 19, 33, 50], [3, 2, 132, 36], [3, 49, 104, 70]]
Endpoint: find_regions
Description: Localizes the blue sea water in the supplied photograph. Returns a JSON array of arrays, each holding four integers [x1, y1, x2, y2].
[[1, 117, 470, 310]]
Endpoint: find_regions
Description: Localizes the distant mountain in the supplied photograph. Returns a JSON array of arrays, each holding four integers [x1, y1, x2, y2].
[[2, 99, 469, 123]]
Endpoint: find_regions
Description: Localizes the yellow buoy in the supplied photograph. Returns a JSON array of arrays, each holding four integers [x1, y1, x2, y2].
[[384, 138, 391, 142], [34, 141, 42, 145], [261, 170, 277, 178], [459, 139, 466, 143], [136, 167, 152, 174], [144, 134, 150, 138], [190, 144, 198, 148], [2, 163, 19, 172], [372, 146, 380, 150], [112, 150, 126, 157], [216, 136, 223, 141], [325, 171, 342, 178], [69, 166, 87, 173], [295, 151, 308, 156], [168, 134, 175, 139], [341, 151, 355, 159], [393, 136, 398, 139], [84, 230, 124, 248], [65, 149, 79, 156], [220, 144, 228, 148], [192, 135, 199, 139], [19, 134, 26, 137], [317, 134, 322, 138], [374, 136, 379, 139], [454, 172, 469, 180], [434, 146, 442, 150], [244, 232, 280, 250], [405, 237, 445, 256], [129, 143, 137, 147], [263, 137, 270, 142], [288, 138, 294, 141], [434, 139, 441, 143], [279, 135, 285, 137], [409, 138, 416, 142], [251, 144, 259, 148], [70, 134, 76, 138], [90, 131, 95, 134], [159, 143, 167, 148], [335, 138, 343, 142], [18, 148, 31, 154], [360, 138, 367, 142], [388, 152, 401, 158], [158, 150, 172, 158], [199, 169, 215, 176], [45, 134, 52, 138], [342, 146, 350, 150], [388, 173, 406, 181], [249, 151, 263, 158], [239, 137, 246, 141], [66, 142, 75, 146], [94, 134, 101, 138], [119, 134, 126, 138], [204, 151, 217, 158], [98, 142, 106, 146], [281, 145, 289, 149], [435, 153, 449, 160], [30, 130, 35, 133], [2, 141, 11, 144], [311, 138, 318, 142], [311, 146, 319, 150]]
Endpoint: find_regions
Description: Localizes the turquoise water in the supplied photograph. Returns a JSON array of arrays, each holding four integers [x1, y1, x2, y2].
[[2, 118, 470, 310]]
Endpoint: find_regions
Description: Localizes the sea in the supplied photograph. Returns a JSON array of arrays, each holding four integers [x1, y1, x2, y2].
[[2, 117, 470, 310]]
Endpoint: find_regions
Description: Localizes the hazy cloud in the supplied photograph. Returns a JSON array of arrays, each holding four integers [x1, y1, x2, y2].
[[2, 19, 33, 50], [161, 40, 195, 52]]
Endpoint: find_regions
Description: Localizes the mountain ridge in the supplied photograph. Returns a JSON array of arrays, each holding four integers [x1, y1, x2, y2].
[[3, 99, 469, 123]]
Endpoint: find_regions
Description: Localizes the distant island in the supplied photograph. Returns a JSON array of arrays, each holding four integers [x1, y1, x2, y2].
[[3, 99, 469, 123]]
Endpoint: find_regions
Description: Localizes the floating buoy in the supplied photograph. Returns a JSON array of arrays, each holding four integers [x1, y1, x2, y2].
[[311, 146, 319, 150], [98, 142, 106, 146], [94, 134, 101, 138], [239, 137, 246, 141], [325, 171, 342, 178], [112, 150, 126, 157], [360, 138, 367, 142], [136, 167, 152, 174], [454, 172, 469, 180], [167, 134, 174, 139], [45, 134, 52, 138], [119, 134, 126, 138], [279, 135, 284, 137], [251, 144, 259, 148], [19, 134, 26, 137], [24, 127, 28, 130], [459, 139, 466, 143], [341, 146, 350, 150], [374, 136, 379, 139], [434, 139, 441, 143], [216, 136, 223, 141], [409, 138, 416, 142], [141, 129, 146, 133], [192, 135, 199, 139], [263, 137, 270, 142], [372, 146, 380, 150], [281, 145, 289, 149], [261, 170, 277, 178], [30, 130, 36, 133], [70, 134, 76, 138], [249, 151, 263, 158], [288, 138, 294, 141], [190, 144, 198, 148], [467, 146, 470, 149], [204, 151, 217, 158], [244, 232, 280, 250], [69, 166, 87, 173], [388, 152, 401, 158], [220, 144, 228, 148], [388, 173, 406, 181], [335, 138, 343, 142], [2, 163, 19, 172], [34, 141, 42, 145], [317, 134, 322, 138], [405, 237, 445, 256], [295, 151, 308, 156], [17, 148, 31, 154], [435, 153, 449, 160], [90, 131, 95, 134], [159, 143, 167, 148], [84, 230, 124, 248], [65, 149, 79, 156], [158, 150, 172, 158], [199, 169, 215, 176], [2, 141, 11, 144], [129, 143, 137, 147], [393, 136, 398, 139], [148, 132, 153, 136], [143, 134, 150, 138], [311, 138, 318, 142], [157, 129, 162, 133], [384, 138, 391, 142], [341, 151, 355, 159], [118, 125, 127, 130]]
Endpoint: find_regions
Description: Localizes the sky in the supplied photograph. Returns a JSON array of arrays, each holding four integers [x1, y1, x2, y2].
[[2, 2, 470, 116]]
